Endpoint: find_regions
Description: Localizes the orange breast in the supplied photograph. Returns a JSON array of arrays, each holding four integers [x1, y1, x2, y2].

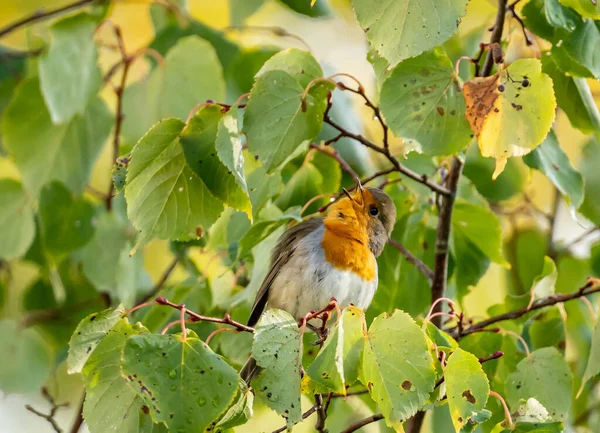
[[321, 225, 376, 281]]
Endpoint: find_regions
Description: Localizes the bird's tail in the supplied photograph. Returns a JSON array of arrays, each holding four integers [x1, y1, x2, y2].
[[240, 356, 262, 386]]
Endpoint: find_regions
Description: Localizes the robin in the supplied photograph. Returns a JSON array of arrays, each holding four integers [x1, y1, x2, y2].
[[240, 185, 396, 383]]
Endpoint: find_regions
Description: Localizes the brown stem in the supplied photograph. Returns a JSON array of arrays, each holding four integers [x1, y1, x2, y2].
[[339, 413, 384, 433], [481, 0, 508, 77], [155, 297, 255, 333], [405, 411, 426, 433], [389, 239, 434, 283], [272, 403, 320, 433], [0, 0, 97, 39], [310, 143, 359, 179], [430, 157, 463, 328], [315, 394, 327, 432], [137, 256, 180, 304], [323, 115, 451, 197], [454, 278, 600, 338], [69, 397, 84, 433]]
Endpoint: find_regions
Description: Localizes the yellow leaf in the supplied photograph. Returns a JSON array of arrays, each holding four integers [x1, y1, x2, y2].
[[463, 59, 556, 179]]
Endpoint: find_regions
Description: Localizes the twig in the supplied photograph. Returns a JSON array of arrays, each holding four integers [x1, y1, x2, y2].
[[137, 256, 180, 304], [224, 26, 311, 51], [481, 0, 508, 77], [339, 413, 384, 433], [0, 0, 97, 39], [561, 227, 599, 251], [331, 389, 368, 398], [69, 397, 84, 433], [25, 387, 70, 433], [155, 297, 255, 333], [454, 278, 600, 337], [272, 403, 320, 433], [389, 239, 435, 283], [430, 157, 464, 328], [490, 391, 514, 429], [310, 143, 359, 179], [314, 394, 327, 432], [507, 2, 533, 46]]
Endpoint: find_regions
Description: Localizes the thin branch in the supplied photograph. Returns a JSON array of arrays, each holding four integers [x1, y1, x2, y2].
[[314, 394, 327, 432], [389, 239, 434, 283], [0, 0, 97, 39], [430, 157, 463, 328], [25, 387, 72, 433], [454, 278, 600, 337], [310, 143, 359, 179], [272, 403, 319, 433], [137, 256, 180, 304], [507, 2, 534, 46], [481, 0, 509, 77], [224, 26, 311, 51], [339, 413, 384, 433], [155, 297, 255, 333], [69, 397, 84, 433], [561, 227, 599, 251], [330, 389, 369, 398]]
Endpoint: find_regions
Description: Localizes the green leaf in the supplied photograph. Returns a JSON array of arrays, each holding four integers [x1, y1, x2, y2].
[[39, 13, 101, 123], [445, 348, 490, 432], [122, 333, 239, 432], [121, 35, 226, 146], [237, 209, 301, 259], [505, 347, 573, 421], [2, 78, 112, 197], [452, 220, 491, 300], [580, 316, 600, 394], [67, 305, 125, 374], [244, 69, 326, 172], [278, 0, 330, 17], [501, 421, 565, 433], [256, 48, 324, 88], [523, 131, 583, 209], [361, 310, 436, 428], [0, 319, 53, 393], [463, 59, 556, 178], [252, 309, 302, 427], [229, 0, 265, 25], [579, 138, 600, 225], [227, 45, 280, 96], [558, 0, 600, 19], [307, 306, 366, 393], [0, 179, 35, 260], [181, 105, 251, 216], [39, 182, 95, 258], [82, 319, 153, 433], [563, 19, 600, 79], [380, 48, 472, 156], [125, 118, 223, 247], [452, 200, 508, 266], [542, 55, 595, 134], [216, 380, 254, 429], [246, 163, 283, 217], [459, 332, 503, 380], [545, 0, 581, 31], [351, 0, 468, 66], [530, 257, 558, 305]]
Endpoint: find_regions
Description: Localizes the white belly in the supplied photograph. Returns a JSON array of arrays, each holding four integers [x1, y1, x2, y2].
[[267, 225, 378, 319]]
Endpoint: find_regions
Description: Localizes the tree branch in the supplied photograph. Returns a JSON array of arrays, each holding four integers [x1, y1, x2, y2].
[[272, 403, 320, 433], [0, 0, 97, 39], [454, 278, 600, 338], [481, 0, 509, 77], [389, 239, 434, 283], [430, 157, 463, 328], [339, 413, 384, 433], [310, 143, 359, 179], [69, 397, 84, 433], [137, 255, 180, 304]]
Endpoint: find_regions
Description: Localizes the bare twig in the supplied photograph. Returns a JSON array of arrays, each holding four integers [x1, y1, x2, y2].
[[315, 394, 327, 432], [69, 397, 84, 433], [430, 157, 463, 328], [155, 297, 255, 333], [25, 387, 71, 433], [0, 0, 97, 39], [454, 278, 600, 338], [339, 413, 384, 433], [310, 143, 359, 179], [224, 26, 311, 51], [507, 2, 533, 46], [272, 403, 320, 433], [481, 0, 509, 77], [389, 239, 434, 283]]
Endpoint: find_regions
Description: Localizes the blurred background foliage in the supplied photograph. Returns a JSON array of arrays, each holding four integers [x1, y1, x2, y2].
[[0, 0, 599, 432]]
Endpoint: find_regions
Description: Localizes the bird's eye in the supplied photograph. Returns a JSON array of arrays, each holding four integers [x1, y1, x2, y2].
[[369, 206, 379, 216]]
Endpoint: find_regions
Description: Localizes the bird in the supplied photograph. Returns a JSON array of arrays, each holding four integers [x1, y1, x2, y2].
[[240, 185, 396, 384]]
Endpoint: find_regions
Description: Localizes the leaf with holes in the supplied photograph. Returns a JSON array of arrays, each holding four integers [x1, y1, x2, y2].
[[0, 179, 35, 260], [352, 0, 469, 66], [181, 104, 251, 216], [505, 347, 573, 421], [463, 59, 556, 178], [2, 78, 112, 197], [361, 310, 436, 429], [445, 348, 490, 432], [125, 118, 223, 247], [307, 306, 366, 393], [39, 13, 101, 123], [380, 47, 472, 156], [252, 309, 303, 427], [67, 305, 125, 374], [122, 333, 239, 432], [82, 319, 153, 433]]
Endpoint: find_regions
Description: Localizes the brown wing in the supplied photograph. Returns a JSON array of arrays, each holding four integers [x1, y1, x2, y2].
[[246, 217, 323, 327]]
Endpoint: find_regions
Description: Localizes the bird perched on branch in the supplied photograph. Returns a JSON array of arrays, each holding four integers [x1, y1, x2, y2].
[[241, 185, 396, 384]]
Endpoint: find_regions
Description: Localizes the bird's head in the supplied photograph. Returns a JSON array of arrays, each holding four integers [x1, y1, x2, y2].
[[325, 185, 396, 257]]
